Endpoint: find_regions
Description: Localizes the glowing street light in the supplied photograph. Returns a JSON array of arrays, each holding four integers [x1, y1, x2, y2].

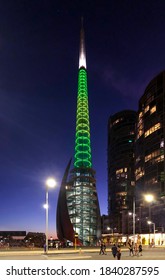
[[46, 178, 57, 189], [107, 227, 115, 235], [133, 196, 136, 243], [144, 194, 154, 203], [144, 193, 154, 229], [44, 177, 57, 254]]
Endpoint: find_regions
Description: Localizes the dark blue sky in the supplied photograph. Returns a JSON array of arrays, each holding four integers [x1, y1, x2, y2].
[[0, 0, 165, 237]]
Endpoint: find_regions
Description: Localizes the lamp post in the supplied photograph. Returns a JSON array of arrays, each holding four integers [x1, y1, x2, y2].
[[107, 227, 115, 244], [128, 197, 136, 242], [128, 212, 132, 235], [144, 194, 154, 242], [44, 177, 56, 254], [133, 196, 136, 244], [147, 221, 155, 246]]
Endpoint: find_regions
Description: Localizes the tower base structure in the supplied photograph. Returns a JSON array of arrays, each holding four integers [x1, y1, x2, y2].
[[56, 161, 101, 246]]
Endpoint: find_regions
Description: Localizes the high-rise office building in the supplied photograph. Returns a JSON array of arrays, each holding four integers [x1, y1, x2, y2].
[[135, 70, 165, 232], [108, 110, 136, 233], [56, 21, 101, 246]]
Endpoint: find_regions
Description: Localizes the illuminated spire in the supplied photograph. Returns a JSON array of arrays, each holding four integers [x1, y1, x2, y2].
[[79, 17, 87, 69], [74, 19, 92, 168]]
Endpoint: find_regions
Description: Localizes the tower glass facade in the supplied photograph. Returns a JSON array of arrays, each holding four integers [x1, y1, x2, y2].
[[66, 167, 99, 245]]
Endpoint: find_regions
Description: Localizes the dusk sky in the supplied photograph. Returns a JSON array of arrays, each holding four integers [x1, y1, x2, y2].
[[1, 0, 165, 237]]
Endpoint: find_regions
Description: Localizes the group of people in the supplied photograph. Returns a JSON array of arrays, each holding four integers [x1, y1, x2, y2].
[[99, 240, 143, 259], [99, 242, 121, 260], [128, 240, 143, 256]]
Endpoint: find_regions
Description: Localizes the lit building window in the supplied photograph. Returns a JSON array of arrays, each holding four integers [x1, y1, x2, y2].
[[145, 154, 152, 162], [144, 122, 161, 138], [136, 156, 140, 163], [111, 117, 123, 127], [144, 105, 149, 113], [155, 155, 164, 163], [116, 168, 128, 179], [150, 106, 156, 114], [139, 111, 143, 118], [137, 127, 144, 139], [160, 140, 164, 148], [116, 168, 123, 174], [137, 113, 144, 139], [145, 150, 160, 162], [135, 167, 144, 180], [114, 119, 120, 125], [145, 149, 164, 163], [116, 168, 127, 174]]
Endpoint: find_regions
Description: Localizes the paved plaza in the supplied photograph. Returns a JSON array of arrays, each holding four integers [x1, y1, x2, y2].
[[0, 246, 165, 260]]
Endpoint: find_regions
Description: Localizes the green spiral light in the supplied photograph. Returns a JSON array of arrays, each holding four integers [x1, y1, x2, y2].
[[74, 67, 92, 168]]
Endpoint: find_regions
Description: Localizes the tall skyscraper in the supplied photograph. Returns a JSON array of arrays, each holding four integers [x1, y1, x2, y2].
[[135, 70, 165, 232], [108, 110, 136, 233], [56, 21, 101, 246]]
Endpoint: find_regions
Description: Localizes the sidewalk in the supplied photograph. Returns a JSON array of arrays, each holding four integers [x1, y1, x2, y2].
[[0, 247, 127, 256], [0, 245, 164, 256]]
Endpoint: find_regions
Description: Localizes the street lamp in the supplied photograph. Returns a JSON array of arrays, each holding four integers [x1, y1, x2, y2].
[[144, 194, 154, 236], [144, 194, 154, 219], [128, 197, 136, 242], [133, 196, 136, 243], [147, 221, 156, 246], [107, 227, 114, 235], [44, 177, 56, 254], [128, 212, 132, 235], [144, 194, 154, 203]]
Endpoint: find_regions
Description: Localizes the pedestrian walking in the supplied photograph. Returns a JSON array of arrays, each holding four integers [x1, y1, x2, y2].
[[103, 243, 107, 255], [134, 243, 139, 256], [116, 245, 121, 260], [43, 243, 47, 253], [128, 241, 134, 256], [111, 244, 117, 258], [99, 242, 105, 255], [139, 243, 143, 256]]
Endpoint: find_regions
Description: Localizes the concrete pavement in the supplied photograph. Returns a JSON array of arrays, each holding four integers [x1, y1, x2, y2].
[[0, 246, 165, 260]]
